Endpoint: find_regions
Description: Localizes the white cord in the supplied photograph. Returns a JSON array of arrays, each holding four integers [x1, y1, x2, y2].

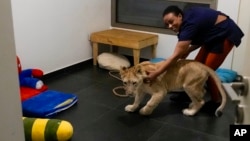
[[109, 70, 129, 97]]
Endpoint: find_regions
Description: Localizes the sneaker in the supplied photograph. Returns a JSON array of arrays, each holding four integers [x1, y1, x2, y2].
[[169, 92, 191, 103]]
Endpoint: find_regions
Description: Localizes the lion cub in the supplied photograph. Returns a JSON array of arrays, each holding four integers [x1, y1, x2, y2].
[[119, 60, 226, 117]]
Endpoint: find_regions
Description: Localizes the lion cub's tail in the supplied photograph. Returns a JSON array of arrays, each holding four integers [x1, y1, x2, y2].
[[201, 64, 227, 117]]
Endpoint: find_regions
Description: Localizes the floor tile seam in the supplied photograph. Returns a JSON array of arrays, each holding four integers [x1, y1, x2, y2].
[[111, 104, 131, 112], [154, 122, 229, 140], [73, 80, 115, 94], [90, 100, 130, 112], [148, 117, 169, 124], [80, 109, 118, 130], [147, 117, 228, 138], [73, 83, 98, 94], [72, 90, 124, 110], [92, 80, 123, 88], [72, 85, 130, 110], [95, 79, 122, 86], [146, 124, 166, 141]]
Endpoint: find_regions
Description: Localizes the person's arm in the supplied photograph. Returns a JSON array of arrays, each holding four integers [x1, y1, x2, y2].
[[180, 44, 200, 59], [159, 40, 191, 73], [147, 40, 191, 81], [188, 44, 200, 52]]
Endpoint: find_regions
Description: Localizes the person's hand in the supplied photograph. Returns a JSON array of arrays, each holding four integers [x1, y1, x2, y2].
[[147, 70, 159, 80], [144, 69, 161, 84]]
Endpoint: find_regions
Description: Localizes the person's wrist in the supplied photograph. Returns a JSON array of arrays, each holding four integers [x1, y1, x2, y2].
[[155, 69, 162, 77]]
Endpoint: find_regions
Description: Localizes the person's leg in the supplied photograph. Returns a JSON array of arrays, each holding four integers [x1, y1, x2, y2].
[[194, 46, 209, 63], [199, 39, 234, 102]]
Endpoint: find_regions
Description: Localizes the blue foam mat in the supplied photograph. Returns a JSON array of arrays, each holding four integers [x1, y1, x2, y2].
[[22, 90, 78, 117], [149, 58, 165, 63], [216, 68, 237, 83]]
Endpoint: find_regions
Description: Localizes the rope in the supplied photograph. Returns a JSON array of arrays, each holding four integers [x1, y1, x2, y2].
[[109, 71, 122, 81], [109, 70, 129, 97]]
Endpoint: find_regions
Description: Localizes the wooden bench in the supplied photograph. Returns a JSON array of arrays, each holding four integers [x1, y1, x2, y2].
[[90, 29, 158, 65]]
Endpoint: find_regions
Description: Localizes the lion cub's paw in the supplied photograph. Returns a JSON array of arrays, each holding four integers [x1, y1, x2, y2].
[[139, 107, 153, 116], [182, 108, 196, 116], [125, 105, 137, 112]]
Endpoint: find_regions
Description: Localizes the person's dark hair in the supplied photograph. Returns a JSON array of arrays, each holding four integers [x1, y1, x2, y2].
[[162, 5, 183, 17]]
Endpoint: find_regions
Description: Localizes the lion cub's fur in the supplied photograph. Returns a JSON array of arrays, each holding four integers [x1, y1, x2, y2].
[[119, 59, 226, 117]]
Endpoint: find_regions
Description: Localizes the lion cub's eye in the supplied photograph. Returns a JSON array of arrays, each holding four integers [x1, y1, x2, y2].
[[132, 82, 137, 85], [123, 82, 127, 85]]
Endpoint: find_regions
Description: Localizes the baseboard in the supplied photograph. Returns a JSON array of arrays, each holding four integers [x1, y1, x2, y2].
[[42, 59, 93, 81], [42, 55, 149, 81]]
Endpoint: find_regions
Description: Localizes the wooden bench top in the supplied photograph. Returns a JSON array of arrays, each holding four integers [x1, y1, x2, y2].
[[90, 29, 158, 49]]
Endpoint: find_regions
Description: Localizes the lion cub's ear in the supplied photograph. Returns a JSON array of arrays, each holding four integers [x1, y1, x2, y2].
[[135, 64, 146, 76], [119, 66, 128, 74], [120, 66, 128, 71]]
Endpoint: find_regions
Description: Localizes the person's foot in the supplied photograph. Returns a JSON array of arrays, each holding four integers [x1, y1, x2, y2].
[[200, 100, 221, 116], [169, 92, 191, 103]]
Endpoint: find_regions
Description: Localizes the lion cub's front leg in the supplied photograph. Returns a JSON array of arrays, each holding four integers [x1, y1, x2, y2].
[[125, 92, 145, 112], [139, 92, 165, 116]]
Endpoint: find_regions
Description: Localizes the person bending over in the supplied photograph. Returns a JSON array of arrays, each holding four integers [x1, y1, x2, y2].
[[146, 5, 244, 113]]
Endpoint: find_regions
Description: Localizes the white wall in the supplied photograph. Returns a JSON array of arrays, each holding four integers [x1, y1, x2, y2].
[[11, 0, 111, 74], [232, 0, 250, 76], [0, 0, 25, 140]]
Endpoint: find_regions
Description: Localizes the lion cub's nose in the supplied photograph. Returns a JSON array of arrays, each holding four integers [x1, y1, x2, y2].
[[125, 91, 134, 97], [143, 79, 151, 84]]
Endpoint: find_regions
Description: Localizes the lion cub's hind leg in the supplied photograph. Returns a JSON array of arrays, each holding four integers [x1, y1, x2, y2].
[[182, 86, 205, 116]]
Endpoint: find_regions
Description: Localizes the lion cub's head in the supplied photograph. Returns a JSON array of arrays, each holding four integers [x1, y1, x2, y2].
[[119, 64, 148, 96]]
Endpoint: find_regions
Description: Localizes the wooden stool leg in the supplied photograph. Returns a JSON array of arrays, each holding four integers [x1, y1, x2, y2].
[[92, 42, 98, 65], [151, 44, 157, 58], [133, 49, 140, 65]]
